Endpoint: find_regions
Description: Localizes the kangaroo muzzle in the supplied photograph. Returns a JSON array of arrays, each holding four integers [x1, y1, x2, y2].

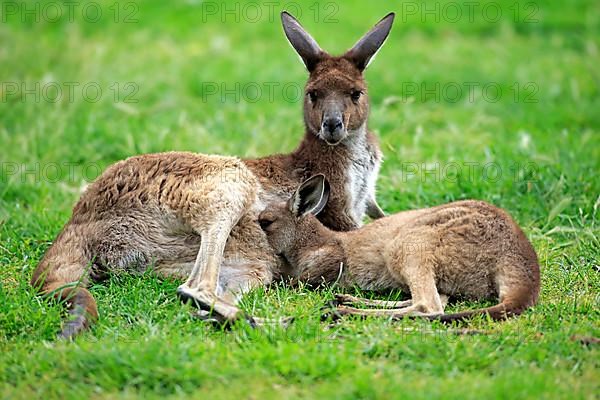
[[321, 113, 346, 145]]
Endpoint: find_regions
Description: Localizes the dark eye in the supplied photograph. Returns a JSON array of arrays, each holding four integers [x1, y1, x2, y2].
[[258, 218, 274, 231], [351, 90, 362, 102], [307, 90, 318, 102]]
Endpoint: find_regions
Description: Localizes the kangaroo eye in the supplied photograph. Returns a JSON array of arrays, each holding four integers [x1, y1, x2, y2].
[[351, 90, 363, 102], [307, 90, 318, 102], [258, 218, 274, 231]]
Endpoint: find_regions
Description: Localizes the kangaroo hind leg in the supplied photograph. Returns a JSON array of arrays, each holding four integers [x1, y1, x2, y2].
[[326, 246, 446, 320], [176, 168, 259, 323]]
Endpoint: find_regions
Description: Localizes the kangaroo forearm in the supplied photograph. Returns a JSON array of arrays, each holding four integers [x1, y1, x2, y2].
[[319, 211, 360, 232], [366, 199, 386, 219], [295, 242, 346, 286]]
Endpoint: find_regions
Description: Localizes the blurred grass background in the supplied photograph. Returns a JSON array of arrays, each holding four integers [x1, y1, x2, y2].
[[0, 0, 599, 398]]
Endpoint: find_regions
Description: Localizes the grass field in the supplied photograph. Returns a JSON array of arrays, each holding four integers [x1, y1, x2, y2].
[[1, 0, 599, 398]]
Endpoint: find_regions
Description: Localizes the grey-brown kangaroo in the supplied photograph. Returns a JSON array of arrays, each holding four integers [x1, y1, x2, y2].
[[258, 175, 540, 321], [32, 12, 395, 338]]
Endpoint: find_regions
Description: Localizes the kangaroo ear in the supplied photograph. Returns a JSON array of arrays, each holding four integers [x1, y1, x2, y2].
[[344, 12, 395, 71], [290, 174, 331, 217], [281, 11, 324, 72]]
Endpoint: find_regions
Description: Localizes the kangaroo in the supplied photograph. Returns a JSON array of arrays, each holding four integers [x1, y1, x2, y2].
[[32, 12, 395, 338], [258, 175, 541, 321]]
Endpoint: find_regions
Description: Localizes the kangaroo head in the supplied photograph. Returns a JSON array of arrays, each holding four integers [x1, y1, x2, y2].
[[258, 174, 330, 256], [281, 11, 395, 145]]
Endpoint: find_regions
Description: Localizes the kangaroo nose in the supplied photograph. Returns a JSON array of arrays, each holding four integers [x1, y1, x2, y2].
[[323, 117, 343, 134]]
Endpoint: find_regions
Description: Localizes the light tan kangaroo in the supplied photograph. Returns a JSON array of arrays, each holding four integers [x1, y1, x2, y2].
[[32, 12, 396, 338], [258, 175, 540, 322]]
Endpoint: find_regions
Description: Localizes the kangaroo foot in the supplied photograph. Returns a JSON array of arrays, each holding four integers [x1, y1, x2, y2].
[[177, 284, 240, 322], [334, 293, 413, 308]]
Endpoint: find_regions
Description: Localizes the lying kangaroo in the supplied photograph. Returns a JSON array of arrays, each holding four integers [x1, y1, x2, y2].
[[258, 175, 540, 321], [32, 12, 395, 338]]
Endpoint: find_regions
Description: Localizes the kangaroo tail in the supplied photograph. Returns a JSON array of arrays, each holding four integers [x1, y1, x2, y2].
[[433, 286, 537, 323], [31, 229, 98, 339], [434, 302, 521, 323], [42, 280, 98, 339], [31, 275, 99, 340]]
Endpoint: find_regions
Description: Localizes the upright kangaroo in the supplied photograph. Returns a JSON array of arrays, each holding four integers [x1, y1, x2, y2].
[[258, 175, 540, 321], [32, 12, 395, 338]]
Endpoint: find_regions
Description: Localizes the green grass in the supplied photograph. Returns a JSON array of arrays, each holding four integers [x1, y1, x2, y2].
[[1, 0, 599, 398]]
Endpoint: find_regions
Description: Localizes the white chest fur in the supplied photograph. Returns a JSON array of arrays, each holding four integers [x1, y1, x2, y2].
[[344, 126, 382, 224]]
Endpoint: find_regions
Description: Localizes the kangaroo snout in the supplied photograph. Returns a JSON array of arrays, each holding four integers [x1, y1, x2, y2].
[[322, 116, 343, 134], [321, 114, 346, 144]]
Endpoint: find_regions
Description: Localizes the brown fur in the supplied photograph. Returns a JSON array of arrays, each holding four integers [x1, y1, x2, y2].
[[258, 176, 541, 322], [32, 12, 396, 338]]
